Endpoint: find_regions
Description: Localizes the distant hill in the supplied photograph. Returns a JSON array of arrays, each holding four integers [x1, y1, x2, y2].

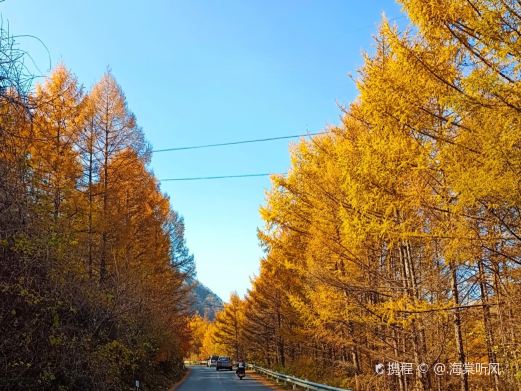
[[190, 280, 224, 320]]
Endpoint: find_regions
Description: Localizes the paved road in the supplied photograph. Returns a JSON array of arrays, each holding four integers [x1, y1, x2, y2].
[[177, 366, 275, 391]]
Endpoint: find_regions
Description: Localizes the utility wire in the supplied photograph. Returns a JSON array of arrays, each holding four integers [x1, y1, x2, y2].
[[152, 131, 328, 153], [160, 173, 286, 181], [152, 16, 407, 155]]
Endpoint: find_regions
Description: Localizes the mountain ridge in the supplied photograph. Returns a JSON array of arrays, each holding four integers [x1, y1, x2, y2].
[[190, 280, 224, 320]]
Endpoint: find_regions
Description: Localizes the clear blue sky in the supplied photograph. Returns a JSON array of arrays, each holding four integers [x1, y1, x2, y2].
[[2, 0, 404, 301]]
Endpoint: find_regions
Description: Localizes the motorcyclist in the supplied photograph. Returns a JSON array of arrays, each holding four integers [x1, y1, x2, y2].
[[236, 358, 246, 377]]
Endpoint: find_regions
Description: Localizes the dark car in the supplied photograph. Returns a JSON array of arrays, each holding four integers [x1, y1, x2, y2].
[[207, 355, 219, 367], [216, 356, 233, 371]]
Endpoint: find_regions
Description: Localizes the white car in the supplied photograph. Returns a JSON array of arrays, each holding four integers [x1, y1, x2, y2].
[[207, 355, 219, 367]]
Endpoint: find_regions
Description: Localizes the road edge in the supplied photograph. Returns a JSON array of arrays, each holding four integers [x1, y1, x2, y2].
[[247, 370, 286, 390], [168, 367, 192, 391]]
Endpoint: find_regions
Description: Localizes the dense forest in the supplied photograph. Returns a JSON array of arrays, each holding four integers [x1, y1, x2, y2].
[[195, 1, 521, 391], [0, 24, 195, 390]]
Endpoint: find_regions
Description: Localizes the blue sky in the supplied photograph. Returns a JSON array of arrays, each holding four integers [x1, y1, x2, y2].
[[3, 0, 404, 301]]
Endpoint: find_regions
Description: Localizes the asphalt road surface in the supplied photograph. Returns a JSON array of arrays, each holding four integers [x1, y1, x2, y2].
[[176, 366, 275, 391]]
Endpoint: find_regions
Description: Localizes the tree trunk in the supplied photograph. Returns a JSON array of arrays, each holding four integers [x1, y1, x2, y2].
[[100, 125, 109, 284], [450, 263, 469, 391], [477, 259, 500, 391], [87, 129, 94, 280]]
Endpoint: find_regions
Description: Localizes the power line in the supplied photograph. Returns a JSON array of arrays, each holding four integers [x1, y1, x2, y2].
[[151, 17, 407, 155], [152, 131, 328, 153], [160, 172, 286, 181]]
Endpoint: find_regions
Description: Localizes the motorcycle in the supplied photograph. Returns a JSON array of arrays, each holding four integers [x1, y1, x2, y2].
[[236, 365, 246, 380]]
